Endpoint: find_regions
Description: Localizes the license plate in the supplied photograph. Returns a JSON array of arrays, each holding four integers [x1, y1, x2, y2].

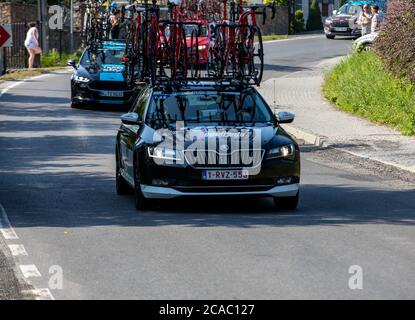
[[100, 91, 124, 98], [203, 170, 249, 181], [334, 27, 348, 32]]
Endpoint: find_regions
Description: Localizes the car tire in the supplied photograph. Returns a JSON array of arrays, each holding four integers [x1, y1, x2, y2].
[[326, 34, 335, 39], [70, 101, 80, 109], [116, 148, 132, 195], [133, 159, 151, 211], [274, 192, 299, 211]]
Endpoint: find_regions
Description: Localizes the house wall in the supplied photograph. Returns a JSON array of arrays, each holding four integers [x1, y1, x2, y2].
[[300, 0, 341, 24]]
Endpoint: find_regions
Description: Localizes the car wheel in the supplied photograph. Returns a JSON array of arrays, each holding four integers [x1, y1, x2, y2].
[[274, 192, 299, 211], [133, 159, 151, 211], [326, 34, 335, 39], [70, 101, 80, 109], [116, 148, 132, 195]]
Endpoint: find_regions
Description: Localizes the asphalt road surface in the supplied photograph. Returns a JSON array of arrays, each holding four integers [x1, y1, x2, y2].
[[1, 35, 415, 299]]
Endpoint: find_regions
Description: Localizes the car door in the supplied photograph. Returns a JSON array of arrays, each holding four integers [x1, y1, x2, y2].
[[119, 87, 150, 184]]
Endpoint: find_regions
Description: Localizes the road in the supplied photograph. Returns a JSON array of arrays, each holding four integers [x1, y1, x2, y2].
[[1, 35, 415, 299]]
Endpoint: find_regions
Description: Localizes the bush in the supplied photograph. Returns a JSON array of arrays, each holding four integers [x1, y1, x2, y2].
[[375, 0, 415, 83], [40, 50, 82, 68], [324, 52, 415, 136], [292, 10, 305, 33], [306, 0, 323, 31]]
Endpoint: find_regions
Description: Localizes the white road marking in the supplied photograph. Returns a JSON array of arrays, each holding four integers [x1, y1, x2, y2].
[[0, 73, 52, 99], [0, 203, 19, 240], [8, 244, 28, 256], [22, 288, 55, 300], [20, 264, 42, 278], [9, 244, 28, 257]]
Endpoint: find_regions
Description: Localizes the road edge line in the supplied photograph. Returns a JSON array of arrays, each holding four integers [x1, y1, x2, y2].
[[0, 203, 55, 300]]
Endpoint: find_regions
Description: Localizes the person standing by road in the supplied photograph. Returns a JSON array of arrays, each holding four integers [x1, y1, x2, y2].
[[24, 22, 41, 69], [357, 4, 372, 36], [371, 5, 383, 34]]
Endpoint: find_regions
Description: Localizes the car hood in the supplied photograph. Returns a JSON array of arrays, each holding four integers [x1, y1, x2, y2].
[[76, 64, 126, 82], [330, 14, 353, 21], [186, 37, 209, 47], [144, 124, 294, 149]]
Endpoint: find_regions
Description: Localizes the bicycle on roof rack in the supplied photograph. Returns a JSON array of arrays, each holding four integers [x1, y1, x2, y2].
[[118, 0, 277, 87], [80, 0, 113, 69], [208, 0, 276, 86]]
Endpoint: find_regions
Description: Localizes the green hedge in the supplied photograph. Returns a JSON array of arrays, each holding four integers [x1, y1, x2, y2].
[[323, 52, 415, 136]]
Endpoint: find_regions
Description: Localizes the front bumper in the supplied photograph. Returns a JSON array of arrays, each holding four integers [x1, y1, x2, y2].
[[324, 26, 360, 37], [141, 183, 299, 199], [71, 82, 137, 107]]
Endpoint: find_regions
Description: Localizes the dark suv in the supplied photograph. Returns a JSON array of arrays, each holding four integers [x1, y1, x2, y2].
[[115, 82, 301, 211]]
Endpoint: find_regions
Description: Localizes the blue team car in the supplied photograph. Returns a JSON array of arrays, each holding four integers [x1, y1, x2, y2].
[[68, 40, 138, 108]]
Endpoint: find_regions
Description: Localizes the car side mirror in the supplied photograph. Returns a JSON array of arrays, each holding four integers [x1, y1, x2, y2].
[[121, 112, 142, 125], [67, 60, 77, 69], [276, 111, 295, 124], [332, 10, 338, 15]]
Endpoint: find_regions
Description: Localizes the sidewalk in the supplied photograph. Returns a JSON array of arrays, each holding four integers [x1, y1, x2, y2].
[[259, 57, 415, 174]]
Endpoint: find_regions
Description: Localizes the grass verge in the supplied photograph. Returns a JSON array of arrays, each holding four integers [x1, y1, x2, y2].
[[0, 67, 66, 84], [323, 51, 415, 136], [258, 34, 288, 42], [41, 50, 82, 68]]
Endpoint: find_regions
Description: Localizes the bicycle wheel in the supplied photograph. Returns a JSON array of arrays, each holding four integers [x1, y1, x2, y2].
[[148, 22, 158, 83], [189, 28, 200, 79], [238, 25, 264, 85], [172, 26, 188, 80]]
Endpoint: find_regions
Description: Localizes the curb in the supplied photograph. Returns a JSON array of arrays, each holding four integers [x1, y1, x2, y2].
[[283, 123, 415, 174]]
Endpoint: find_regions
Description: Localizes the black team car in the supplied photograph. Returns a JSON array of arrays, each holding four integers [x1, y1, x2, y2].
[[115, 82, 301, 211], [68, 40, 138, 109]]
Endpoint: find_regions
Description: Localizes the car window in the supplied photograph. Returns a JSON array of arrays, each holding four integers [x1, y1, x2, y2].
[[146, 90, 273, 129], [348, 5, 362, 15], [133, 88, 150, 117], [184, 25, 208, 37], [80, 49, 124, 66], [337, 4, 349, 14]]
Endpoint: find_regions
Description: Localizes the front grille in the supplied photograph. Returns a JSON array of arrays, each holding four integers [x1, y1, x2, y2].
[[332, 21, 349, 27], [89, 81, 131, 91], [186, 149, 265, 169]]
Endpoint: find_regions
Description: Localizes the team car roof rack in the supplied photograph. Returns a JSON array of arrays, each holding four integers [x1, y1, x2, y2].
[[81, 0, 277, 88]]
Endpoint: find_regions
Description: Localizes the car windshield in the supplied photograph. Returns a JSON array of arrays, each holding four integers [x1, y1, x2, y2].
[[146, 90, 273, 129], [184, 25, 208, 37], [337, 3, 363, 15], [80, 48, 124, 66], [337, 4, 350, 14]]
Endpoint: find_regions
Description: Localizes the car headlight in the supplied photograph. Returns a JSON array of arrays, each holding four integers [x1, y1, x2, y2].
[[267, 144, 295, 160], [74, 75, 90, 83], [198, 45, 207, 50], [147, 146, 183, 162]]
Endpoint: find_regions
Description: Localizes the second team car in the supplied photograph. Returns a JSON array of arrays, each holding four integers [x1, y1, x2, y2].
[[68, 40, 138, 109], [115, 82, 301, 211]]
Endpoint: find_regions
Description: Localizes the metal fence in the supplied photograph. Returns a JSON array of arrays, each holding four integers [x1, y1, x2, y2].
[[3, 22, 29, 71]]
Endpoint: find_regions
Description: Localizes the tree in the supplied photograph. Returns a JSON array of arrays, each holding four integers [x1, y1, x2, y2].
[[306, 0, 323, 31], [339, 0, 348, 6]]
